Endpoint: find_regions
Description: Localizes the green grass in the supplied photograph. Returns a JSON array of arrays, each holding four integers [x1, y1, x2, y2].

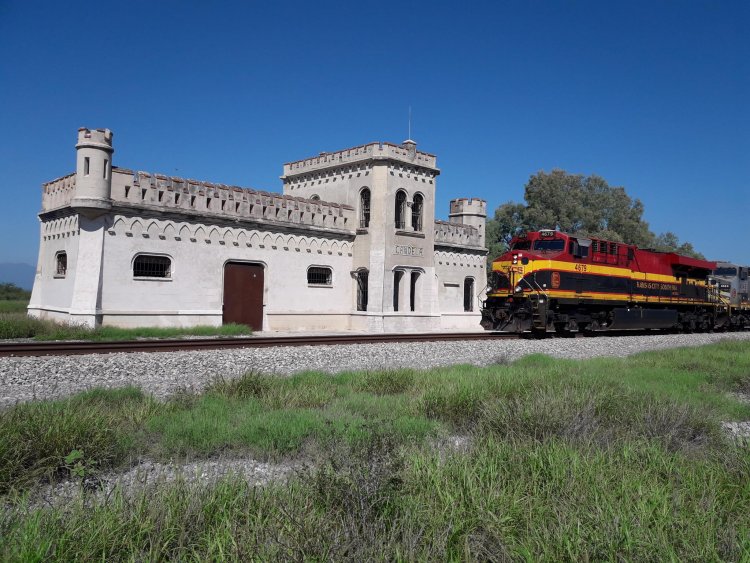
[[2, 340, 750, 560], [0, 387, 158, 493], [0, 313, 252, 340], [0, 300, 28, 313]]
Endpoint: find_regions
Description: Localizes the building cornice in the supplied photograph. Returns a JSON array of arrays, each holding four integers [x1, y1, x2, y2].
[[434, 241, 488, 255], [39, 204, 357, 241]]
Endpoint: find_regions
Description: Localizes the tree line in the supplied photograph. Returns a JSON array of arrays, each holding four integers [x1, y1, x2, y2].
[[486, 169, 703, 261], [0, 283, 31, 301]]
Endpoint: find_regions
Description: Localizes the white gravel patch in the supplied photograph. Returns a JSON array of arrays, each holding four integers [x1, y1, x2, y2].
[[20, 456, 301, 510], [722, 422, 750, 441], [1, 332, 750, 408]]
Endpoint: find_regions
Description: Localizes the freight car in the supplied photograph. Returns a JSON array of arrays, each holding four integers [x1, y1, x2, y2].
[[480, 229, 743, 334]]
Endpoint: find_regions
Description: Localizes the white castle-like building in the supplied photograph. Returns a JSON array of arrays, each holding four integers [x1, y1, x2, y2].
[[29, 128, 487, 332]]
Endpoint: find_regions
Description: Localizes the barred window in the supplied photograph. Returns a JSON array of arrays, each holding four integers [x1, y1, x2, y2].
[[55, 252, 67, 277], [133, 254, 171, 278], [307, 266, 332, 285]]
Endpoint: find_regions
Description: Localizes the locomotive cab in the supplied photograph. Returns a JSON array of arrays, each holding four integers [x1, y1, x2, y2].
[[487, 230, 584, 297], [483, 230, 579, 332]]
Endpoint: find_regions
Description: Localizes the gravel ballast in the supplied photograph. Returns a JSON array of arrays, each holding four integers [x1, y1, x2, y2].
[[2, 332, 750, 408]]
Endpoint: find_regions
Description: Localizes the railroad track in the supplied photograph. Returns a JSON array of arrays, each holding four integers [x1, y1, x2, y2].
[[0, 331, 515, 357]]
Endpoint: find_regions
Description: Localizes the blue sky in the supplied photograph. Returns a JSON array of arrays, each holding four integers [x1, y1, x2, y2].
[[1, 0, 748, 265]]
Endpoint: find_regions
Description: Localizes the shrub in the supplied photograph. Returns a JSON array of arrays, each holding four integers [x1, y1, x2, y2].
[[418, 384, 485, 426], [206, 371, 270, 400]]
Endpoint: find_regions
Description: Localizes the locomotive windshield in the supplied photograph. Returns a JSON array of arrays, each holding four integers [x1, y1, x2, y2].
[[511, 240, 531, 250], [714, 267, 737, 276], [533, 239, 565, 252], [490, 272, 510, 291]]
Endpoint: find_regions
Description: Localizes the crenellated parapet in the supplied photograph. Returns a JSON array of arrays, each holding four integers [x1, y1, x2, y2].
[[111, 169, 356, 232], [42, 173, 77, 212], [282, 141, 439, 178], [40, 167, 356, 233], [449, 197, 487, 218], [434, 220, 483, 248]]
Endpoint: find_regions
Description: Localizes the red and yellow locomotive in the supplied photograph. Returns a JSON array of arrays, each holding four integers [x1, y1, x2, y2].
[[481, 230, 725, 334]]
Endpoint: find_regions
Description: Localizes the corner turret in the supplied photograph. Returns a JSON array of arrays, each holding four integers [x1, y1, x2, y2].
[[449, 198, 487, 247], [71, 127, 113, 218]]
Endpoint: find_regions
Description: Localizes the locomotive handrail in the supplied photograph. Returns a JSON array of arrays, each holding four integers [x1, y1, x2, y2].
[[528, 273, 549, 300], [477, 283, 489, 311]]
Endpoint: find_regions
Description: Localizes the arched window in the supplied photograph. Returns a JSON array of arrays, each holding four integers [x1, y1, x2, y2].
[[310, 194, 321, 201], [410, 271, 420, 311], [412, 194, 423, 232], [394, 190, 407, 229], [355, 269, 368, 311], [359, 188, 371, 228], [463, 277, 475, 312], [55, 251, 67, 277], [133, 254, 171, 278], [307, 266, 332, 286]]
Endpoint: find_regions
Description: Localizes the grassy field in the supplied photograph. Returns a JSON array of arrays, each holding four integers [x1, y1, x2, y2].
[[0, 300, 28, 313], [2, 341, 750, 559], [0, 312, 251, 340]]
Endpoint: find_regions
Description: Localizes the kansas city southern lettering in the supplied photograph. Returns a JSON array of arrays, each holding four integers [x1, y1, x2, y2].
[[394, 245, 424, 257], [635, 281, 679, 291]]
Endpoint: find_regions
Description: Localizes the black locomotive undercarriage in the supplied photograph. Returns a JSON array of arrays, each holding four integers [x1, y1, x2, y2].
[[480, 294, 746, 335]]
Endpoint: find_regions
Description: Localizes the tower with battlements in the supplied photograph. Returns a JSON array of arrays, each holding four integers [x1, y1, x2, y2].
[[449, 198, 487, 248], [71, 128, 114, 218]]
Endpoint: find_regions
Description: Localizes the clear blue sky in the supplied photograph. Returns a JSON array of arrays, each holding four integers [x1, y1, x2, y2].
[[1, 0, 748, 265]]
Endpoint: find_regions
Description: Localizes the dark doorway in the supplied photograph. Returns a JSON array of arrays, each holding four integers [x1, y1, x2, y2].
[[356, 269, 369, 311], [393, 270, 404, 311], [410, 272, 419, 311], [223, 262, 264, 330]]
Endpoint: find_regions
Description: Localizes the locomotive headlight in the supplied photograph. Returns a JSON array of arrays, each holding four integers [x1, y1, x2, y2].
[[512, 254, 518, 264], [515, 285, 522, 293]]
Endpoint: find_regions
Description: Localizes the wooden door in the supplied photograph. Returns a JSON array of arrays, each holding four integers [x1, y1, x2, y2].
[[223, 262, 264, 330]]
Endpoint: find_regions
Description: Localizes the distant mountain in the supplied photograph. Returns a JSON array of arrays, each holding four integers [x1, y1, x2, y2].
[[0, 263, 36, 290]]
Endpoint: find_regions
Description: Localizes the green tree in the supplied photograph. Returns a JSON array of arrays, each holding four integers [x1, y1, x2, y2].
[[486, 169, 703, 261], [651, 232, 704, 259]]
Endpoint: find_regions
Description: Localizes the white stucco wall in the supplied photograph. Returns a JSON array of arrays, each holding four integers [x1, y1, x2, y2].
[[435, 248, 487, 330], [97, 215, 354, 329], [28, 214, 81, 321]]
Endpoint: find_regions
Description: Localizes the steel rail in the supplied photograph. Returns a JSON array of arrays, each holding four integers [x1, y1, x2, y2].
[[0, 331, 515, 357]]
